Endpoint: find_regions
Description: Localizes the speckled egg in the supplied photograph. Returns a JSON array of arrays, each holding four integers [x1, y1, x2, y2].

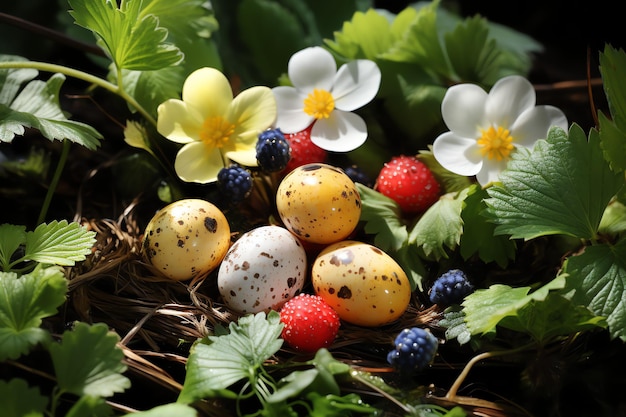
[[142, 199, 231, 281], [311, 240, 411, 327], [276, 163, 361, 245], [217, 225, 307, 314]]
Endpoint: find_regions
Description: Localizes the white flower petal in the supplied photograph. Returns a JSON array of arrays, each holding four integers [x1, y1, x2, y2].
[[432, 132, 483, 176], [441, 83, 488, 138], [511, 105, 569, 147], [310, 110, 367, 152], [272, 86, 314, 133], [476, 158, 508, 187], [288, 47, 336, 92], [333, 60, 381, 111], [485, 75, 535, 127]]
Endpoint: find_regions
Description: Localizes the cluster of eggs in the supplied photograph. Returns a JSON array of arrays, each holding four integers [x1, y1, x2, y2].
[[141, 163, 412, 327]]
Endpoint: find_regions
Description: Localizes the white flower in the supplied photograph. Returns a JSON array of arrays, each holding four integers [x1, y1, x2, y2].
[[272, 46, 381, 152], [432, 75, 568, 186]]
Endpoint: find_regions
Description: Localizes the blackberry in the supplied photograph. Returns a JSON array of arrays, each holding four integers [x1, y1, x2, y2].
[[429, 269, 474, 306], [343, 165, 374, 188], [256, 129, 291, 172], [217, 164, 253, 204], [387, 327, 438, 372]]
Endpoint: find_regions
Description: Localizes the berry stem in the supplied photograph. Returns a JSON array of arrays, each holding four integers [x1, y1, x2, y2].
[[445, 343, 534, 400]]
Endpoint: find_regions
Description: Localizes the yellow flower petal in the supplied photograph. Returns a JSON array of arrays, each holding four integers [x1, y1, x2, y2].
[[157, 99, 203, 144], [229, 86, 277, 135], [174, 141, 225, 183], [183, 67, 233, 117]]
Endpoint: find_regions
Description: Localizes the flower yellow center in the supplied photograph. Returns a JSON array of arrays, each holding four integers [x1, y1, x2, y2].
[[200, 116, 235, 148], [303, 88, 335, 119], [477, 126, 515, 161]]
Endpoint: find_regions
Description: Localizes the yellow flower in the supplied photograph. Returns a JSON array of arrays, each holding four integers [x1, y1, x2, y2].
[[157, 67, 276, 183]]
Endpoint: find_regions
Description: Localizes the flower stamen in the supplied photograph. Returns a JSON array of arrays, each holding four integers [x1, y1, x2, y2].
[[477, 126, 515, 161], [303, 88, 335, 119], [200, 116, 235, 148]]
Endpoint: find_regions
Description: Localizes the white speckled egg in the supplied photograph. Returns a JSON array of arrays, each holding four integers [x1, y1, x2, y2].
[[311, 240, 411, 327], [142, 199, 231, 281], [218, 225, 307, 314]]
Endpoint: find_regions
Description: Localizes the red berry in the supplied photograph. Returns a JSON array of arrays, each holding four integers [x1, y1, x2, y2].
[[283, 125, 327, 173], [375, 155, 440, 214], [279, 293, 340, 353]]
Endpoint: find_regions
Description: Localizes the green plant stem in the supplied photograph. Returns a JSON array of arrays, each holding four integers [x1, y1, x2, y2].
[[38, 139, 70, 224], [445, 343, 534, 400], [0, 61, 157, 128]]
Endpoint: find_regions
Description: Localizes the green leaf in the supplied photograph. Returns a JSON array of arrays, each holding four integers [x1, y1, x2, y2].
[[485, 125, 624, 240], [561, 239, 626, 341], [324, 8, 393, 60], [68, 0, 183, 71], [599, 197, 626, 236], [0, 266, 67, 360], [237, 0, 310, 83], [0, 378, 48, 417], [459, 185, 516, 268], [23, 220, 96, 266], [356, 183, 408, 252], [439, 307, 472, 345], [126, 403, 198, 417], [382, 2, 451, 79], [0, 224, 26, 271], [598, 44, 626, 172], [462, 275, 566, 336], [444, 15, 503, 83], [64, 395, 112, 417], [178, 311, 284, 404], [499, 293, 606, 344], [49, 322, 130, 397], [392, 243, 426, 292], [409, 188, 469, 261], [0, 62, 102, 149]]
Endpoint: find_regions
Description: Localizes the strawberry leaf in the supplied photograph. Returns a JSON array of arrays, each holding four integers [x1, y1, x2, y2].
[[356, 183, 408, 252], [459, 185, 516, 268], [0, 224, 26, 271], [23, 220, 96, 267], [49, 322, 130, 397], [0, 60, 102, 150], [382, 2, 450, 78], [178, 311, 284, 404], [462, 275, 566, 336], [499, 293, 606, 344], [324, 8, 393, 60], [598, 44, 626, 172], [485, 125, 623, 240], [0, 379, 48, 417], [68, 0, 183, 71], [126, 404, 198, 416], [0, 266, 67, 361], [409, 188, 469, 261], [561, 238, 626, 341]]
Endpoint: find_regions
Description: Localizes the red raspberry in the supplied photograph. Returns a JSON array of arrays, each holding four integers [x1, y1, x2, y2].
[[375, 155, 441, 214], [279, 293, 340, 353], [283, 125, 327, 173]]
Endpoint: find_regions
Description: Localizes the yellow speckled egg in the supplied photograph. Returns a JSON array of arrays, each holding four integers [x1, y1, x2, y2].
[[276, 163, 361, 244], [311, 240, 411, 327], [142, 199, 231, 281]]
